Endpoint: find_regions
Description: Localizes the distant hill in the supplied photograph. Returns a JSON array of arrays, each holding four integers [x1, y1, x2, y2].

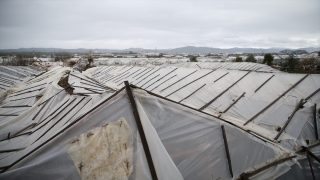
[[0, 46, 319, 54]]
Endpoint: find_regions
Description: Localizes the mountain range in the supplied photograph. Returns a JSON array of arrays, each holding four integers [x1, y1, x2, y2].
[[0, 46, 319, 54]]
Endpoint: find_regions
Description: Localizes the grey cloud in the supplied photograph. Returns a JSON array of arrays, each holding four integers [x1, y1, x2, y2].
[[0, 0, 319, 49]]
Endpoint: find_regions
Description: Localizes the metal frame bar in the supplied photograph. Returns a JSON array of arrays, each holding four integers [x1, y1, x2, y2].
[[314, 104, 319, 140], [244, 74, 309, 125], [33, 98, 73, 131], [166, 70, 215, 97], [91, 66, 110, 76], [111, 71, 130, 82], [274, 99, 303, 140], [140, 74, 160, 88], [0, 87, 126, 173], [178, 84, 206, 102], [38, 88, 66, 106], [80, 81, 111, 91], [70, 73, 110, 89], [12, 88, 45, 97], [199, 71, 250, 111], [8, 83, 47, 95], [9, 123, 37, 138], [305, 88, 320, 100], [83, 88, 103, 94], [32, 98, 52, 120], [144, 68, 178, 89], [72, 85, 104, 92], [306, 151, 316, 180], [132, 68, 150, 78], [115, 68, 142, 83], [254, 75, 274, 93], [124, 81, 158, 180], [136, 68, 161, 82], [0, 114, 19, 116], [134, 68, 154, 80], [0, 148, 25, 154], [214, 72, 229, 82], [134, 69, 160, 85], [33, 97, 86, 143], [105, 66, 134, 81], [10, 95, 42, 101], [130, 84, 275, 143], [239, 155, 296, 179], [1, 105, 32, 108], [160, 70, 198, 92], [150, 75, 177, 91], [221, 125, 233, 178], [0, 83, 11, 88], [302, 146, 320, 163], [63, 98, 92, 125], [221, 92, 246, 113], [0, 74, 20, 81]]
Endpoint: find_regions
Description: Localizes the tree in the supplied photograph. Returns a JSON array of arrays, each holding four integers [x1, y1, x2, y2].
[[263, 53, 274, 65], [245, 54, 256, 63], [286, 55, 299, 71], [55, 52, 71, 62], [234, 56, 243, 62], [190, 56, 197, 62]]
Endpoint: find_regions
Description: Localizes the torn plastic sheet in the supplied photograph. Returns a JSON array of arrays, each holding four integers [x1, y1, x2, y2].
[[67, 118, 134, 180]]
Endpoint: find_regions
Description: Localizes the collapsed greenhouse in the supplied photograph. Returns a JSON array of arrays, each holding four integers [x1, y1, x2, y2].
[[0, 63, 319, 179]]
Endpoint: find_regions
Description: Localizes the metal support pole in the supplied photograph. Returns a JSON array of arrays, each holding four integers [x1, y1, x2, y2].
[[124, 81, 158, 180], [314, 104, 319, 140], [244, 74, 309, 126], [274, 99, 303, 140], [199, 71, 250, 111], [161, 70, 198, 92], [239, 155, 296, 179], [254, 75, 274, 93], [163, 70, 214, 96], [214, 72, 229, 83], [306, 151, 316, 180], [178, 84, 206, 102], [149, 75, 176, 91], [305, 88, 320, 101], [222, 92, 246, 113], [221, 125, 233, 178]]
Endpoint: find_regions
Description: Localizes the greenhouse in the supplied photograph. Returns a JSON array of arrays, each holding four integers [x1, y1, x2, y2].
[[0, 63, 319, 179]]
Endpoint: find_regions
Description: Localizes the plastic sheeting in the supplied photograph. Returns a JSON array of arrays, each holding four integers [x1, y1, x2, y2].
[[0, 91, 152, 179], [0, 66, 116, 168], [0, 88, 297, 180], [161, 62, 280, 73], [67, 118, 133, 180], [86, 65, 320, 151], [133, 89, 294, 179], [1, 64, 319, 179]]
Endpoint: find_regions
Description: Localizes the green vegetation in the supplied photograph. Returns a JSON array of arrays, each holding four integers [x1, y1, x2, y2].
[[263, 53, 274, 66], [245, 54, 256, 63], [234, 56, 243, 62], [69, 60, 76, 66], [190, 56, 198, 62], [286, 55, 299, 71], [280, 55, 299, 72]]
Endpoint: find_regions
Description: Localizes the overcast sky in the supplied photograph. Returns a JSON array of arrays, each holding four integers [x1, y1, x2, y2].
[[0, 0, 319, 49]]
